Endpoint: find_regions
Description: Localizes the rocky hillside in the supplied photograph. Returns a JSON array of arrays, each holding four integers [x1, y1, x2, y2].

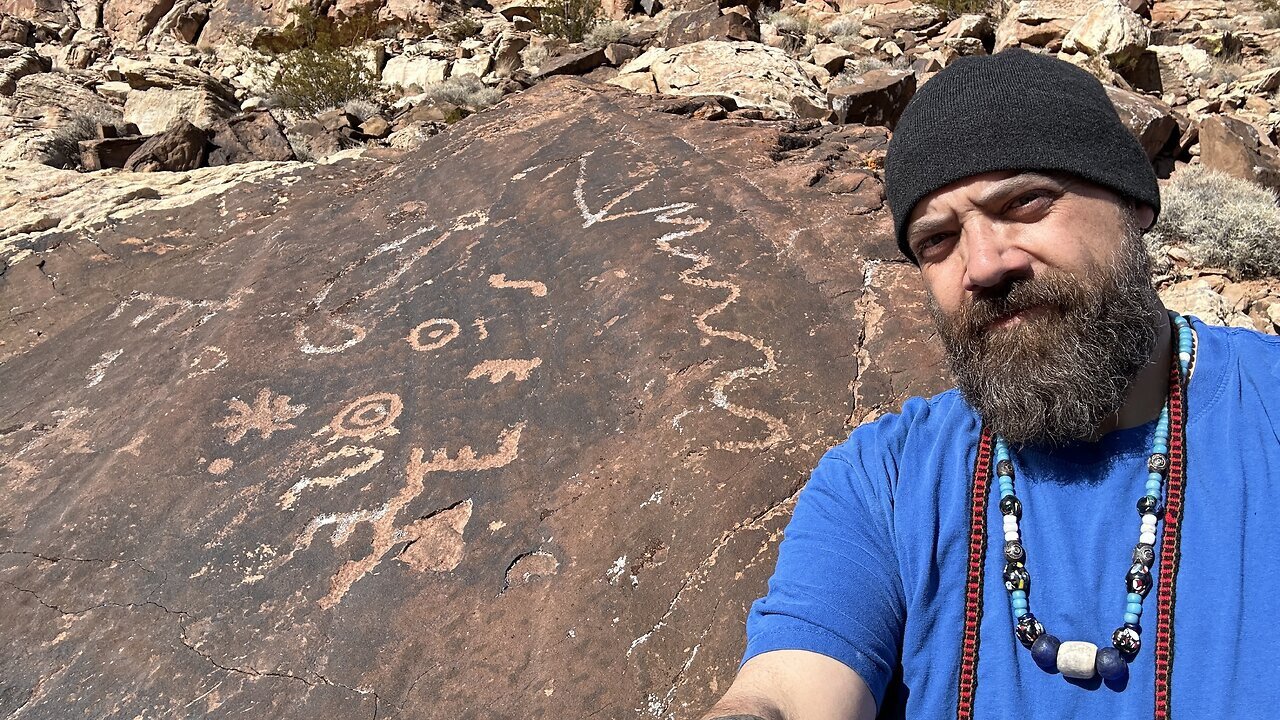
[[2, 0, 1280, 716]]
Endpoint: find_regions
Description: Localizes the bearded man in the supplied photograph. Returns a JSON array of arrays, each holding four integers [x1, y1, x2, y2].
[[697, 48, 1280, 719]]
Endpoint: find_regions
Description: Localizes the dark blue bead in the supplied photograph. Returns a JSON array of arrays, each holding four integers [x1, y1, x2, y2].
[[1133, 543, 1155, 566], [1031, 633, 1060, 672], [1095, 647, 1129, 682], [997, 459, 1014, 477], [1015, 613, 1044, 648], [1003, 563, 1030, 592], [1137, 495, 1159, 514]]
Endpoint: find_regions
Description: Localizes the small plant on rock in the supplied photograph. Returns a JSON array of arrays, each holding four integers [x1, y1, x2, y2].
[[919, 0, 991, 16], [763, 9, 822, 35], [583, 19, 630, 47], [823, 14, 863, 38], [539, 0, 604, 42], [422, 74, 504, 110], [439, 15, 482, 41], [1145, 164, 1280, 279]]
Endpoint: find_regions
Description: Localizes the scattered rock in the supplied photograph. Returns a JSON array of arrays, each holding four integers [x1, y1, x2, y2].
[[995, 0, 1095, 52], [827, 68, 916, 128], [1061, 0, 1149, 69], [532, 47, 607, 78], [1198, 115, 1280, 190], [123, 119, 208, 171], [79, 135, 148, 170], [609, 40, 826, 118], [0, 42, 41, 95], [382, 55, 451, 91], [1105, 85, 1177, 158], [207, 111, 293, 164]]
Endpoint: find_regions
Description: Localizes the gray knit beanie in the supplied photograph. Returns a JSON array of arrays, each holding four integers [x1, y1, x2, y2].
[[884, 48, 1161, 263]]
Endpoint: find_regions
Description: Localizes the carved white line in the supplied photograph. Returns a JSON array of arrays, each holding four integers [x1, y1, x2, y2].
[[85, 349, 123, 388]]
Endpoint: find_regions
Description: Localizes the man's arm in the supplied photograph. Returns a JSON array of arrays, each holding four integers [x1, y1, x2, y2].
[[698, 650, 876, 720]]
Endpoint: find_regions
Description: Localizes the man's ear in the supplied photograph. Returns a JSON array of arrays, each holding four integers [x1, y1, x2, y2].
[[1134, 202, 1156, 231]]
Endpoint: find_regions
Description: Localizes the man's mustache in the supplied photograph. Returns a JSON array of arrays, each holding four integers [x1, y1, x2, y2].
[[958, 275, 1080, 335]]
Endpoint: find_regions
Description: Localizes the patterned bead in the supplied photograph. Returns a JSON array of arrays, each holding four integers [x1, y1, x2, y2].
[[1015, 613, 1044, 648], [1133, 543, 1155, 566], [1003, 563, 1030, 592], [1095, 646, 1128, 682], [1031, 633, 1061, 672], [997, 459, 1014, 477], [1126, 564, 1152, 597], [1004, 541, 1026, 563], [1137, 495, 1159, 515], [1112, 625, 1142, 657], [1147, 453, 1169, 474], [999, 494, 1023, 520]]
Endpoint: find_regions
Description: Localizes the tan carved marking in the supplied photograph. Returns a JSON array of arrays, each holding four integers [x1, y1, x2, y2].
[[215, 388, 307, 445], [108, 289, 250, 335], [407, 318, 461, 352], [85, 349, 123, 388], [488, 273, 547, 297], [465, 358, 542, 384], [279, 445, 384, 509], [208, 458, 234, 475], [118, 432, 148, 457], [398, 500, 473, 572], [280, 423, 525, 608], [330, 393, 402, 441], [185, 346, 227, 379]]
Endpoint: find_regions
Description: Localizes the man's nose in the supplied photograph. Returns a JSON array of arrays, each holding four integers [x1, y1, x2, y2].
[[960, 221, 1032, 292]]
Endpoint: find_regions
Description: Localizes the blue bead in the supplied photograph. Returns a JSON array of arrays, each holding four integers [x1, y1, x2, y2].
[[1124, 611, 1141, 625], [1148, 472, 1163, 482], [1031, 633, 1060, 672], [1096, 647, 1128, 682], [1126, 601, 1143, 614], [1127, 592, 1143, 604], [1011, 590, 1027, 602], [1153, 444, 1168, 455]]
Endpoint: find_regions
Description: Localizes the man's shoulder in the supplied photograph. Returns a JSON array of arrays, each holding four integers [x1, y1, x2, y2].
[[823, 389, 977, 469]]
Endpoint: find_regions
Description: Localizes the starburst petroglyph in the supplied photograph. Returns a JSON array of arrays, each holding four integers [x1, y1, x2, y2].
[[215, 388, 308, 445]]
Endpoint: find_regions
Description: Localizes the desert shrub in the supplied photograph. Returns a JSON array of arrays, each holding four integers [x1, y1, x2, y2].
[[823, 14, 863, 38], [919, 0, 991, 15], [45, 113, 104, 169], [253, 6, 388, 116], [1145, 164, 1280, 278], [343, 98, 383, 121], [539, 0, 603, 42], [1264, 10, 1280, 28], [583, 19, 630, 47], [762, 9, 821, 35], [421, 74, 504, 110], [439, 15, 482, 41]]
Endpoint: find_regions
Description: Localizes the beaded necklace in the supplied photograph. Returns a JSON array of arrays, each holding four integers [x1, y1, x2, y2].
[[954, 311, 1196, 720]]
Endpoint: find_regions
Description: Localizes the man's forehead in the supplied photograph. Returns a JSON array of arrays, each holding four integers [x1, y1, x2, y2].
[[907, 171, 1072, 228]]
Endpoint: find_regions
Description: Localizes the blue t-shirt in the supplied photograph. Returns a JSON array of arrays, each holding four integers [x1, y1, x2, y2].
[[743, 317, 1280, 718]]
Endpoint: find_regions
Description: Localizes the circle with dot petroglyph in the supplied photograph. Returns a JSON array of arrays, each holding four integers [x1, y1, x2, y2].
[[408, 318, 461, 352], [331, 393, 403, 440]]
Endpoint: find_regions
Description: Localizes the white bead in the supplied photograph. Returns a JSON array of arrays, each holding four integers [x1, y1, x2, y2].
[[1004, 530, 1019, 542], [1057, 641, 1099, 679], [1003, 515, 1019, 531], [1142, 513, 1158, 526], [1141, 519, 1157, 532], [1140, 531, 1157, 545], [1179, 351, 1192, 364]]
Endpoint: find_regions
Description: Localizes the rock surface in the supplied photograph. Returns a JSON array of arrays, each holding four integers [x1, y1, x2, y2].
[[0, 77, 948, 719]]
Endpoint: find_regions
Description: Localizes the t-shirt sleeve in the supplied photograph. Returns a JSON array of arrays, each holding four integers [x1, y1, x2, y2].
[[741, 428, 906, 708]]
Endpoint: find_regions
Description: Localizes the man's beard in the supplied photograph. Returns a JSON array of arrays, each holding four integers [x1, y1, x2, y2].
[[927, 214, 1162, 447]]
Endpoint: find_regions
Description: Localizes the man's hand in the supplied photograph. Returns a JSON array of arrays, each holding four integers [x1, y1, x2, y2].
[[698, 650, 876, 720]]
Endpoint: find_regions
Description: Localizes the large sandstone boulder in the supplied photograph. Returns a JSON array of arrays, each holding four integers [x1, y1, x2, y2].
[[208, 110, 294, 164], [607, 40, 827, 118], [382, 54, 450, 90], [0, 72, 123, 165], [102, 0, 176, 43], [1060, 0, 1150, 69], [116, 63, 238, 134], [0, 41, 39, 94], [995, 0, 1095, 52], [0, 77, 947, 718], [123, 118, 208, 171], [1198, 115, 1280, 190], [1148, 43, 1213, 99]]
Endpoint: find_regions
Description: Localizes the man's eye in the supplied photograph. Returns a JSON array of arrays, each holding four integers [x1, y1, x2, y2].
[[916, 232, 953, 255], [1007, 191, 1050, 211]]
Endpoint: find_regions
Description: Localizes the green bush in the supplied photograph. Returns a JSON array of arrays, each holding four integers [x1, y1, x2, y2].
[[919, 0, 991, 15], [583, 19, 630, 47], [1146, 164, 1280, 279], [539, 0, 603, 42], [421, 74, 504, 110], [439, 15, 482, 41], [254, 6, 388, 116]]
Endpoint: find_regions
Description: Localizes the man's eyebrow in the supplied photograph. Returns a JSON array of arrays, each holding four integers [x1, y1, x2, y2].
[[973, 172, 1067, 206], [906, 215, 952, 243]]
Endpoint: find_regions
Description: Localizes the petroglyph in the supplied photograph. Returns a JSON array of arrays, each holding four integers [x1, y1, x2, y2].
[[279, 445, 384, 510], [1, 407, 92, 485], [208, 458, 234, 475], [330, 393, 402, 441], [397, 500, 473, 572], [502, 550, 560, 592], [281, 423, 525, 608], [466, 358, 542, 384], [108, 289, 250, 335], [473, 318, 489, 340], [118, 432, 147, 456], [185, 346, 228, 379], [85, 349, 123, 388], [488, 273, 548, 297], [214, 388, 307, 445], [297, 212, 488, 355], [407, 319, 460, 352], [574, 154, 789, 451]]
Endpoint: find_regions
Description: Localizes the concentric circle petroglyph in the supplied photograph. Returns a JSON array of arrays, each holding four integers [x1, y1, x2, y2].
[[408, 318, 461, 352], [330, 392, 403, 440]]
